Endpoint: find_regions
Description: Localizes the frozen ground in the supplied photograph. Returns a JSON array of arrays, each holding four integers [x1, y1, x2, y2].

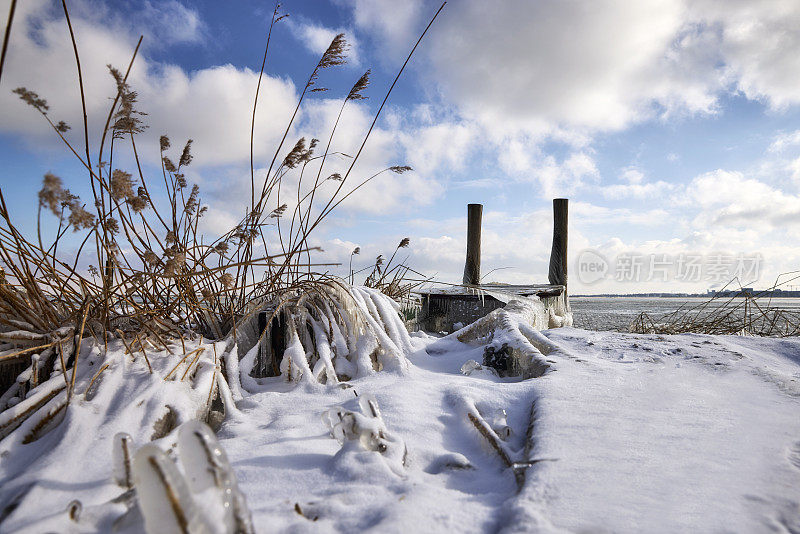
[[1, 327, 799, 533]]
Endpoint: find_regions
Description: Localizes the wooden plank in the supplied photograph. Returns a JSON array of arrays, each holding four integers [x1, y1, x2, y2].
[[418, 284, 564, 298]]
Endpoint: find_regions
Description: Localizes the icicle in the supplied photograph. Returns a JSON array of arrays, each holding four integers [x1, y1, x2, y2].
[[349, 288, 406, 373], [321, 300, 355, 378], [310, 318, 338, 384], [237, 342, 262, 391], [177, 421, 232, 529], [280, 319, 312, 382], [351, 331, 379, 377], [221, 340, 244, 401], [364, 288, 414, 354], [215, 371, 243, 421], [323, 295, 358, 355]]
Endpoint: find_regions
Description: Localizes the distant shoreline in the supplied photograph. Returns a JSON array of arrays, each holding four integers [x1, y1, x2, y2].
[[572, 292, 800, 298]]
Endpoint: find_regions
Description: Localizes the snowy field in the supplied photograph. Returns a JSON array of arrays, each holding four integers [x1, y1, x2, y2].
[[1, 323, 799, 533]]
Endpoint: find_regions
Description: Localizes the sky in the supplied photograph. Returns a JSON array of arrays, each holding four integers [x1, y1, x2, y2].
[[1, 0, 800, 294]]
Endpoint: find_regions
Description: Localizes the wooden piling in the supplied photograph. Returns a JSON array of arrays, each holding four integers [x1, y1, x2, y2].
[[548, 198, 568, 287], [463, 204, 483, 286]]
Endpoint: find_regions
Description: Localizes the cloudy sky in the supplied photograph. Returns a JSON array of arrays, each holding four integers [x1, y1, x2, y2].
[[2, 0, 800, 294]]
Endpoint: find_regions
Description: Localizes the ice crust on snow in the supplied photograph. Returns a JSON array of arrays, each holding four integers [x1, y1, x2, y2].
[[129, 421, 254, 534]]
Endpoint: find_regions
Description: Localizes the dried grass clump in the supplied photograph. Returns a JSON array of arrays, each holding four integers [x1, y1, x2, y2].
[[347, 237, 428, 303], [628, 273, 800, 337], [360, 237, 425, 300]]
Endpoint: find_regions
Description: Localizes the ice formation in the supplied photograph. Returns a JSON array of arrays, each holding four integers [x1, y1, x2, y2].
[[0, 286, 799, 532], [323, 393, 407, 472], [176, 421, 254, 534], [132, 421, 253, 534], [234, 282, 413, 389], [133, 443, 214, 534]]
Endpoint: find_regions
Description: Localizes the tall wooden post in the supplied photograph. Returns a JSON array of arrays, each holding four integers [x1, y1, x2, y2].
[[463, 203, 482, 286], [548, 198, 568, 287]]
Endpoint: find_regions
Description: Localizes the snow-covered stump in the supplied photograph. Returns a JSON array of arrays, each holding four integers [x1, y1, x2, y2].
[[454, 298, 571, 379]]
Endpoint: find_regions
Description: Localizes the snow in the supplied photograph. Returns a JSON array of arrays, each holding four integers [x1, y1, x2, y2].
[[0, 297, 799, 532], [509, 329, 800, 533], [213, 329, 800, 533], [0, 335, 223, 532]]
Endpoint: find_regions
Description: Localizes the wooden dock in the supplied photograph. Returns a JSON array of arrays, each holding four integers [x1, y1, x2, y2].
[[416, 199, 570, 333]]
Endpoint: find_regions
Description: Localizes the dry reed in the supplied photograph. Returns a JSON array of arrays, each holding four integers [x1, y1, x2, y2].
[[0, 1, 446, 409], [628, 272, 800, 337]]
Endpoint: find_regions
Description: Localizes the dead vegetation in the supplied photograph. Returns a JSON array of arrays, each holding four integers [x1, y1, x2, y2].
[[350, 237, 429, 301], [628, 273, 800, 337], [0, 0, 446, 404]]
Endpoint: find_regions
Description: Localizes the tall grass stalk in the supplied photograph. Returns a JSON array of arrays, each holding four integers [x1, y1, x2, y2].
[[0, 2, 447, 395]]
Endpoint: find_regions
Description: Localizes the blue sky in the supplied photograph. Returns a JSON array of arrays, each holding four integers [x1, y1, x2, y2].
[[2, 0, 800, 294]]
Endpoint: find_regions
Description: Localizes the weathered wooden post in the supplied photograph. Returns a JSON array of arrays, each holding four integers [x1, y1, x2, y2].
[[462, 203, 483, 286], [548, 198, 568, 287]]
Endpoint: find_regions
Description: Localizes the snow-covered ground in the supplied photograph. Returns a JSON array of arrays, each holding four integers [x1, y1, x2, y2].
[[1, 327, 799, 533]]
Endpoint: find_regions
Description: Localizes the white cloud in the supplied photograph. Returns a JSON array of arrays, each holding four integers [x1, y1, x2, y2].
[[291, 98, 446, 215], [406, 0, 722, 135], [692, 0, 800, 108], [768, 130, 800, 153], [526, 152, 599, 198], [346, 0, 423, 63], [139, 0, 206, 47], [397, 121, 476, 175], [686, 169, 800, 230], [0, 0, 297, 167], [602, 181, 676, 200], [571, 202, 671, 227], [789, 158, 800, 184], [343, 0, 800, 203], [600, 167, 675, 199], [350, 0, 800, 137], [621, 167, 645, 184]]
